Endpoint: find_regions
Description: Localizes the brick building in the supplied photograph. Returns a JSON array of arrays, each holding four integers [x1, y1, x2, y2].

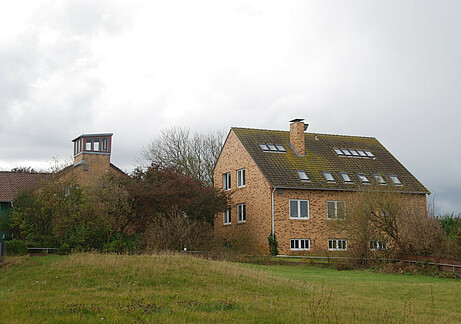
[[213, 119, 429, 255], [0, 133, 125, 239]]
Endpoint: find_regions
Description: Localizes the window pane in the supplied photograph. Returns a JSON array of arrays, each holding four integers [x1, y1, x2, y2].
[[337, 202, 346, 218], [300, 201, 308, 218], [267, 144, 277, 151], [291, 240, 295, 249], [86, 139, 92, 151], [327, 201, 335, 218], [275, 144, 286, 152], [102, 138, 108, 151], [334, 148, 343, 155], [290, 200, 298, 218], [323, 172, 334, 182], [259, 144, 269, 151], [94, 139, 100, 151], [297, 170, 309, 181]]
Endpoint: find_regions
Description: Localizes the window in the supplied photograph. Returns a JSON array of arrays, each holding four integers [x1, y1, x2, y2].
[[364, 150, 375, 158], [223, 207, 231, 225], [93, 138, 100, 151], [259, 144, 269, 151], [85, 139, 92, 151], [327, 201, 346, 219], [334, 148, 344, 155], [328, 239, 347, 251], [275, 144, 286, 152], [322, 172, 335, 182], [374, 174, 386, 185], [102, 138, 108, 151], [369, 240, 388, 251], [237, 169, 246, 187], [259, 143, 286, 153], [290, 239, 310, 251], [341, 149, 352, 156], [357, 173, 370, 184], [297, 170, 309, 181], [290, 199, 309, 219], [340, 172, 352, 183], [223, 172, 231, 190], [357, 150, 368, 157], [237, 203, 246, 223], [349, 149, 359, 156], [389, 175, 402, 185]]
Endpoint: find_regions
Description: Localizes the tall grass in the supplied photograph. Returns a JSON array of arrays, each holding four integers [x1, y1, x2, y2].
[[0, 253, 460, 323]]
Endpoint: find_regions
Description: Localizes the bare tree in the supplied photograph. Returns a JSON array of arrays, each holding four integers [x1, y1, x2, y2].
[[332, 186, 446, 259], [141, 126, 225, 185]]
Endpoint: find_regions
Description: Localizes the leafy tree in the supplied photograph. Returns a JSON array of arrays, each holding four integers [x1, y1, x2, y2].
[[141, 126, 225, 185]]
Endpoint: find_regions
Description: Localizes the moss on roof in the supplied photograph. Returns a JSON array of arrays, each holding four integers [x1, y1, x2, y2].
[[232, 127, 429, 194]]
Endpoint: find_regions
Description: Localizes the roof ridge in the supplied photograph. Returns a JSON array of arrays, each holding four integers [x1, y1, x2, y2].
[[231, 127, 376, 139]]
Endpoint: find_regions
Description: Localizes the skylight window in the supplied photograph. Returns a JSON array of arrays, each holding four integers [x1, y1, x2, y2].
[[334, 148, 375, 159], [260, 143, 286, 153], [390, 175, 402, 185], [374, 174, 386, 185], [357, 173, 370, 184], [357, 150, 368, 157], [334, 148, 344, 155], [275, 144, 286, 152], [322, 172, 335, 182], [340, 172, 352, 183], [297, 170, 309, 181], [259, 144, 269, 151], [365, 151, 375, 158]]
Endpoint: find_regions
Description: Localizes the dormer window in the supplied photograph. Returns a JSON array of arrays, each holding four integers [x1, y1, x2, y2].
[[357, 173, 370, 184], [322, 172, 335, 182], [374, 174, 386, 185], [340, 172, 352, 183], [297, 170, 309, 181], [390, 175, 402, 185]]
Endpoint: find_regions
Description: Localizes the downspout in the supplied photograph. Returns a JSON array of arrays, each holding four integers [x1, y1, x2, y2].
[[271, 187, 276, 235]]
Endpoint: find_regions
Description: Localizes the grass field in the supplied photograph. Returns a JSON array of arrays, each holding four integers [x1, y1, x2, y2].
[[0, 253, 460, 323]]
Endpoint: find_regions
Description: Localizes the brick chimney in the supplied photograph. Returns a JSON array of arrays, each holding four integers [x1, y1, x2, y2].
[[290, 119, 308, 156]]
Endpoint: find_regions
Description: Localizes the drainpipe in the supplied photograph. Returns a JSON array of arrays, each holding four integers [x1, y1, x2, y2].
[[271, 187, 276, 235]]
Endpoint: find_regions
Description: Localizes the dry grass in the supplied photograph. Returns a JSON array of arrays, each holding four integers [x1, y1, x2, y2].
[[0, 253, 460, 323]]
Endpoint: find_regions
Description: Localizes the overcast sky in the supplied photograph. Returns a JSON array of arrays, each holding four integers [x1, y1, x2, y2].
[[0, 0, 460, 215]]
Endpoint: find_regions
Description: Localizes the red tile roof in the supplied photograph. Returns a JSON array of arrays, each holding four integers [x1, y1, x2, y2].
[[0, 172, 49, 202]]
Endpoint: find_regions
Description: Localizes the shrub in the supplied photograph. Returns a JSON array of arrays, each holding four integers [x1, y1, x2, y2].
[[6, 239, 28, 256], [103, 234, 140, 254], [268, 233, 279, 256]]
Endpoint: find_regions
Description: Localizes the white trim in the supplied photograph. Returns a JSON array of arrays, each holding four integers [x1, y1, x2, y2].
[[237, 203, 246, 223], [237, 168, 246, 188], [289, 199, 309, 219], [290, 239, 311, 251]]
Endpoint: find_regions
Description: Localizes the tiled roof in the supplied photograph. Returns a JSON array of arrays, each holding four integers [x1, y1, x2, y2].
[[232, 127, 429, 194], [0, 172, 49, 202]]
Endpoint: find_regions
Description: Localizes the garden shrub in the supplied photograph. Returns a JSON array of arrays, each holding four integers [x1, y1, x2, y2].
[[6, 239, 28, 256]]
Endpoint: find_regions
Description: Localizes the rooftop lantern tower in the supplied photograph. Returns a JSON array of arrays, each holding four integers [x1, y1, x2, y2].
[[72, 133, 113, 171]]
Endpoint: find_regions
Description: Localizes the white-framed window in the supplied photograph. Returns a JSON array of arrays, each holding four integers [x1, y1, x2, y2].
[[340, 172, 352, 183], [357, 173, 370, 184], [297, 170, 309, 181], [290, 239, 310, 251], [223, 172, 231, 190], [322, 172, 335, 182], [389, 175, 402, 185], [223, 207, 231, 225], [369, 240, 388, 251], [85, 139, 92, 151], [327, 201, 346, 219], [237, 169, 246, 187], [289, 199, 309, 219], [328, 239, 347, 251], [373, 174, 386, 185], [93, 138, 100, 151], [237, 203, 246, 223]]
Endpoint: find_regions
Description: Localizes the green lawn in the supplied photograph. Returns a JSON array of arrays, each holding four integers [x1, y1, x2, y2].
[[0, 253, 459, 323]]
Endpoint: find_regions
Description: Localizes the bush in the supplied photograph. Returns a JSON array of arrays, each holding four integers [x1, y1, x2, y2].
[[6, 240, 28, 256], [103, 234, 139, 254], [267, 233, 279, 256]]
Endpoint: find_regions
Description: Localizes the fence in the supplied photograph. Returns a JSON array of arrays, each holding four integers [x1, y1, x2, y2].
[[275, 255, 461, 276], [0, 241, 6, 259]]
